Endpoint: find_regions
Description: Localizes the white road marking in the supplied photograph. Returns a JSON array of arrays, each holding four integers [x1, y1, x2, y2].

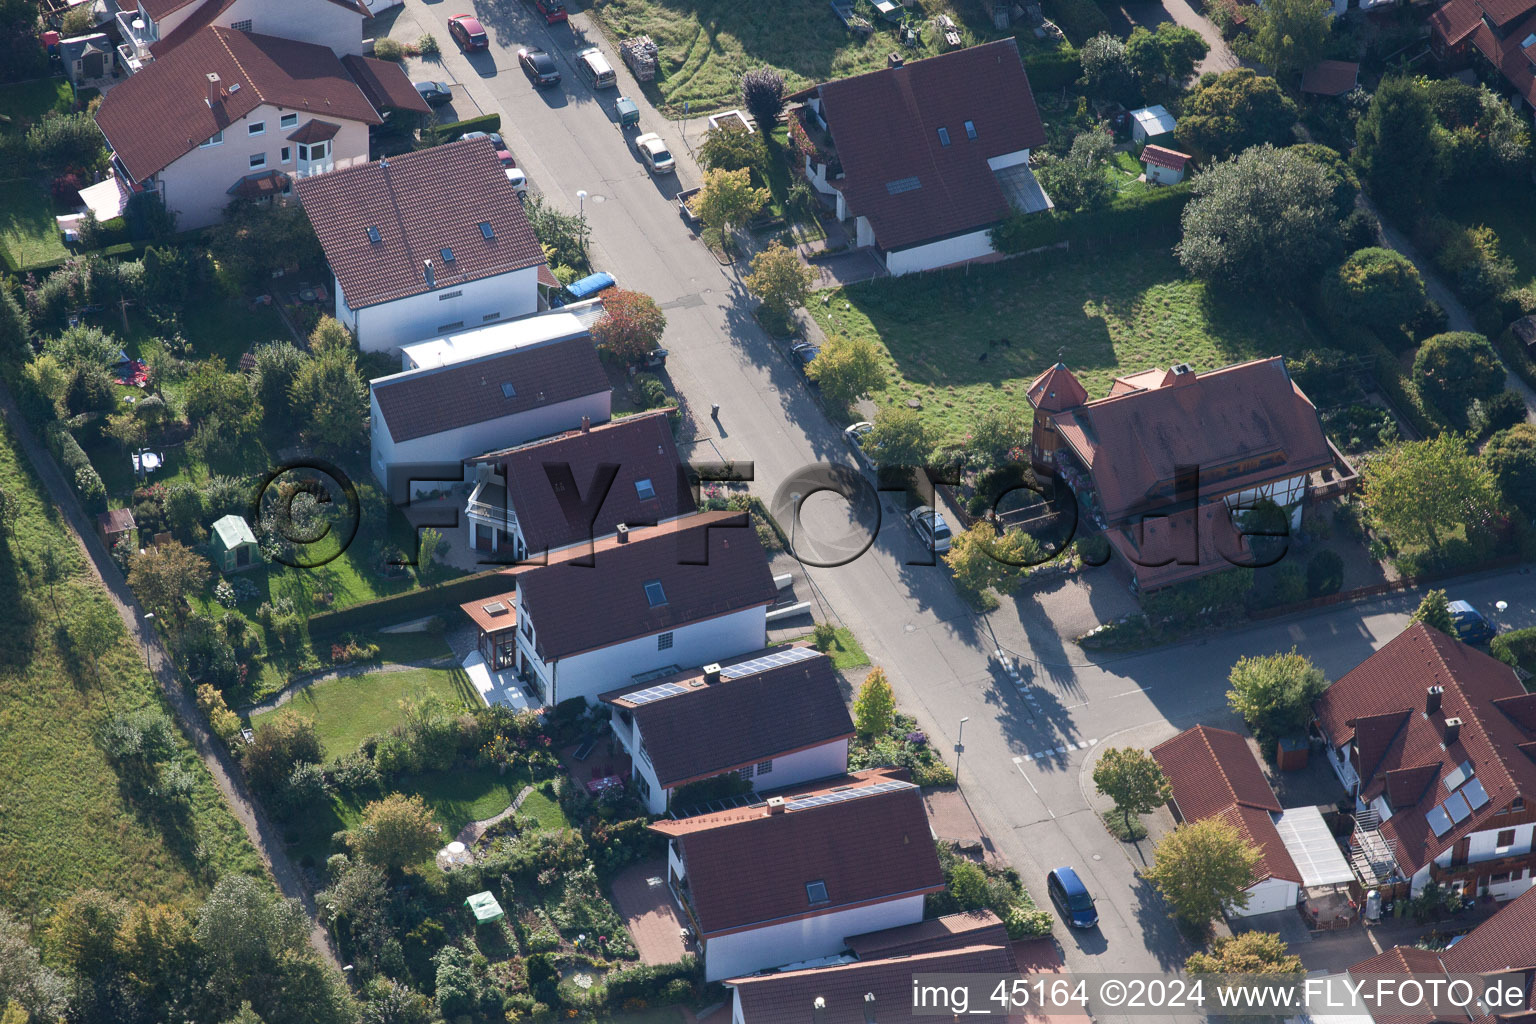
[[1012, 758, 1056, 819], [1024, 737, 1099, 760]]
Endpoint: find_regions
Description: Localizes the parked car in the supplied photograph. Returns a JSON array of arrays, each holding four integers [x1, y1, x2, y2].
[[907, 507, 952, 554], [576, 47, 616, 89], [518, 47, 561, 87], [1448, 600, 1497, 645], [1046, 867, 1098, 929], [528, 0, 568, 23], [791, 342, 820, 376], [413, 81, 453, 106], [633, 132, 675, 175], [447, 14, 488, 51], [460, 130, 505, 148], [844, 421, 873, 467], [504, 167, 528, 194]]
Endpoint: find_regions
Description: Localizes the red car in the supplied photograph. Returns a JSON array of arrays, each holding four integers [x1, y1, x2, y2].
[[529, 0, 567, 23], [447, 14, 488, 51]]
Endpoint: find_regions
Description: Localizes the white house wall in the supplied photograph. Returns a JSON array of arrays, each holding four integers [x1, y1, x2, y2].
[[220, 0, 365, 55], [854, 216, 874, 248], [701, 895, 925, 982], [349, 265, 541, 353], [885, 228, 996, 276], [985, 148, 1031, 171]]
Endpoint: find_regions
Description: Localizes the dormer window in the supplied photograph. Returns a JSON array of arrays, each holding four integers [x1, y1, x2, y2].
[[936, 127, 951, 147]]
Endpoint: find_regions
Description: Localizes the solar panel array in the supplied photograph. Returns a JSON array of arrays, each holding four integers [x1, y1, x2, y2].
[[1443, 759, 1475, 792], [785, 778, 913, 812], [1445, 790, 1472, 824], [721, 645, 822, 680], [622, 681, 690, 706], [1462, 777, 1490, 810]]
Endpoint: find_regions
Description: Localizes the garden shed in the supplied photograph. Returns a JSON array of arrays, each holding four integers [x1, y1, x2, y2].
[[464, 891, 505, 923], [211, 515, 260, 572], [1129, 105, 1177, 143]]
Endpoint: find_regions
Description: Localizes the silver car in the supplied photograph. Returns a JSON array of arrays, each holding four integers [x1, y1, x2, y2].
[[908, 507, 952, 554]]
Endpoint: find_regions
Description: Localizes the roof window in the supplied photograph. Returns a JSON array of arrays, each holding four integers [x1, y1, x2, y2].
[[479, 222, 495, 240], [635, 478, 656, 501], [806, 880, 828, 904], [500, 382, 516, 398], [441, 246, 455, 263], [964, 119, 977, 139], [644, 580, 667, 607], [366, 226, 381, 244], [936, 126, 951, 147]]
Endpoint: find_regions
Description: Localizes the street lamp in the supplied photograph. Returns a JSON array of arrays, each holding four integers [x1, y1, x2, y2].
[[576, 189, 587, 217], [955, 716, 969, 775], [142, 612, 155, 670]]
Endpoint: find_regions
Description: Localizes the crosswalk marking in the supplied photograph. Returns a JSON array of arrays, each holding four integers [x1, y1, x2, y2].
[[1019, 737, 1099, 761]]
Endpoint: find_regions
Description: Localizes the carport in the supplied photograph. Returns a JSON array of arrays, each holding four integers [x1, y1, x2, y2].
[[1274, 806, 1357, 929]]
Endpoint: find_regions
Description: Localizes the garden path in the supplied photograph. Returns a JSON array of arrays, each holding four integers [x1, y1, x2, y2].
[[455, 784, 536, 846]]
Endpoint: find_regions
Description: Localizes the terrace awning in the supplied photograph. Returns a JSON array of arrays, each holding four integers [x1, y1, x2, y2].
[[1273, 806, 1354, 888]]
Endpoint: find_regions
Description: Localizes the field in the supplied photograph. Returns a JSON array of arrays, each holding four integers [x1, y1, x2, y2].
[[0, 415, 260, 915], [808, 249, 1334, 441], [251, 664, 473, 758]]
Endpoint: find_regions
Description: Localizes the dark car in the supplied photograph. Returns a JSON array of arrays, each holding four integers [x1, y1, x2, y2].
[[1449, 600, 1497, 645], [529, 0, 568, 23], [413, 81, 453, 106], [1046, 867, 1098, 929], [447, 14, 488, 51], [519, 47, 561, 87]]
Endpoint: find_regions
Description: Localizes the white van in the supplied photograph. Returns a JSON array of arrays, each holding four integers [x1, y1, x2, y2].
[[576, 47, 616, 89]]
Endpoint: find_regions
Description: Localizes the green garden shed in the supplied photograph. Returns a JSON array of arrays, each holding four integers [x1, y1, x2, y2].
[[211, 515, 260, 572]]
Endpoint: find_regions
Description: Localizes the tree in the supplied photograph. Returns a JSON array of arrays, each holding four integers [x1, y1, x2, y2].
[[1412, 332, 1505, 418], [864, 405, 936, 469], [127, 542, 210, 623], [1145, 817, 1263, 925], [194, 874, 311, 1015], [740, 67, 786, 127], [289, 348, 367, 455], [944, 522, 1043, 597], [114, 900, 200, 1014], [360, 979, 432, 1024], [184, 358, 259, 426], [1093, 747, 1172, 836], [1410, 589, 1457, 634], [1287, 143, 1360, 219], [0, 285, 28, 359], [209, 199, 324, 292], [347, 793, 440, 870], [1321, 248, 1428, 338], [1079, 33, 1134, 101], [807, 335, 888, 406], [1186, 931, 1303, 974], [415, 527, 443, 586], [0, 487, 16, 542], [1485, 423, 1536, 514], [1035, 129, 1114, 214], [1306, 549, 1344, 596], [1175, 69, 1298, 160], [745, 242, 816, 320], [591, 288, 667, 362], [968, 407, 1029, 468], [46, 889, 129, 978], [307, 316, 355, 358], [523, 193, 589, 270], [1177, 145, 1341, 291], [1355, 77, 1443, 222], [70, 591, 121, 684], [1227, 647, 1329, 739], [698, 120, 764, 173], [105, 409, 148, 452], [692, 167, 770, 240], [1126, 23, 1209, 86], [1245, 0, 1331, 81], [0, 909, 69, 1022], [853, 667, 896, 738], [252, 341, 305, 429], [245, 716, 324, 796], [1362, 434, 1501, 550]]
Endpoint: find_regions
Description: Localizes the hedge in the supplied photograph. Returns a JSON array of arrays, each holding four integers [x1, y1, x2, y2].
[[1491, 626, 1536, 677], [1366, 338, 1449, 439], [306, 567, 516, 637], [44, 422, 106, 513], [602, 957, 699, 1007], [990, 183, 1192, 254], [434, 113, 503, 143], [1041, 0, 1111, 44], [1024, 47, 1082, 92]]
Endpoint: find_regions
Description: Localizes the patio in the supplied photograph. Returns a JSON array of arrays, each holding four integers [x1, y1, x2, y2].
[[460, 650, 537, 712], [609, 860, 692, 965]]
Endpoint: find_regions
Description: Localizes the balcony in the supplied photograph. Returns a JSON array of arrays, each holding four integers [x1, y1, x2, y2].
[[465, 478, 518, 534], [1430, 848, 1536, 885], [115, 8, 154, 72]]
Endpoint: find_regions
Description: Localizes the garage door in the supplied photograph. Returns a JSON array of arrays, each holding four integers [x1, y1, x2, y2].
[[1235, 880, 1296, 917]]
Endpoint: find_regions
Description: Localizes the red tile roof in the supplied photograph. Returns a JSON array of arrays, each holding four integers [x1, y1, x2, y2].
[[1300, 60, 1360, 96], [460, 589, 517, 635], [602, 646, 853, 789], [1153, 725, 1299, 885], [481, 410, 695, 554], [97, 27, 382, 182], [516, 511, 779, 661], [1140, 144, 1191, 170], [295, 139, 545, 309], [287, 118, 341, 143], [1027, 362, 1088, 412], [1313, 623, 1536, 875], [806, 40, 1046, 251], [655, 769, 944, 937], [1103, 502, 1253, 592], [1048, 357, 1334, 523], [340, 54, 432, 115], [1431, 0, 1536, 104]]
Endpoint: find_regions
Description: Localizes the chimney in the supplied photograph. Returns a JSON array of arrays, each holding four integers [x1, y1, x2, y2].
[[1427, 685, 1444, 716], [812, 997, 828, 1024], [205, 72, 221, 107], [864, 992, 877, 1024], [423, 259, 435, 289], [581, 415, 590, 432], [615, 523, 629, 543], [766, 796, 787, 815], [703, 663, 722, 684], [1444, 717, 1463, 745], [887, 52, 903, 68]]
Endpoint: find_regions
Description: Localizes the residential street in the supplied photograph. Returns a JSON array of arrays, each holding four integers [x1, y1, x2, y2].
[[390, 0, 1536, 985]]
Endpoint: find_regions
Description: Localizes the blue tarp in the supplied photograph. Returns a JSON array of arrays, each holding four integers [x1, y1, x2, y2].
[[566, 272, 615, 300]]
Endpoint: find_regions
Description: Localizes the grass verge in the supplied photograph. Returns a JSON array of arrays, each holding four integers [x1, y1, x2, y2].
[[1101, 808, 1149, 842]]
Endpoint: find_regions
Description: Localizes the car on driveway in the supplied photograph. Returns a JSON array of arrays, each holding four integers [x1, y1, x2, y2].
[[907, 507, 952, 554], [1046, 867, 1098, 928], [1448, 600, 1497, 645], [518, 47, 561, 87], [413, 81, 453, 106], [844, 421, 873, 467], [447, 14, 488, 51], [528, 0, 568, 23], [633, 133, 675, 175]]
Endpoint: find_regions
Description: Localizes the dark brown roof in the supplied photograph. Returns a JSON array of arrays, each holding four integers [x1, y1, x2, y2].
[[1049, 357, 1333, 523], [226, 169, 290, 197], [653, 769, 943, 937], [371, 334, 608, 444], [1300, 60, 1360, 96], [488, 410, 696, 553], [460, 589, 517, 635], [96, 27, 381, 182], [809, 40, 1046, 251], [516, 511, 778, 661], [295, 139, 545, 309], [1314, 623, 1536, 875], [1443, 884, 1536, 974], [843, 910, 1009, 959], [341, 54, 432, 115], [603, 647, 853, 788], [97, 508, 136, 534], [287, 118, 340, 143]]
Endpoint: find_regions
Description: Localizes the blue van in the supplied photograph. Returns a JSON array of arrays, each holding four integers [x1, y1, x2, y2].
[[1047, 866, 1098, 928], [1448, 600, 1496, 645]]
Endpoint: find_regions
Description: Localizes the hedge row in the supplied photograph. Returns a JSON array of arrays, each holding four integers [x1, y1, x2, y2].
[[991, 183, 1192, 254], [1023, 47, 1082, 92], [44, 423, 106, 513], [435, 113, 503, 143], [306, 567, 516, 637], [1041, 0, 1111, 44], [1492, 626, 1536, 677], [1366, 338, 1449, 439], [602, 957, 699, 1007]]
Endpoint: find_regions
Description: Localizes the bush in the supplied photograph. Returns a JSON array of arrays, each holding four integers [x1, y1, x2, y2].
[[1413, 331, 1505, 418], [1306, 550, 1344, 596], [1024, 47, 1082, 91], [436, 113, 503, 142], [44, 423, 106, 513], [603, 959, 699, 1007], [632, 372, 668, 409], [416, 33, 439, 57], [1491, 626, 1536, 675], [1321, 248, 1428, 343], [1470, 390, 1528, 440], [1006, 905, 1055, 938], [811, 621, 837, 651], [372, 37, 405, 61], [992, 183, 1191, 254]]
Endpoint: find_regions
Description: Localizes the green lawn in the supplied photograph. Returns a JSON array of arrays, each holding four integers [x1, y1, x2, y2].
[[809, 249, 1335, 442], [250, 665, 475, 757], [0, 177, 68, 271], [0, 77, 74, 125], [1441, 181, 1536, 291], [0, 415, 260, 917], [778, 627, 869, 670]]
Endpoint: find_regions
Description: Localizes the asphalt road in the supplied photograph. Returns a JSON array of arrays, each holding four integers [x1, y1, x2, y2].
[[388, 0, 1536, 984]]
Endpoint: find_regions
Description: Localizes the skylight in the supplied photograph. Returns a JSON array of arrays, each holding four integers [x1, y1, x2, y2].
[[1426, 805, 1453, 837], [441, 247, 455, 263], [936, 126, 951, 147], [964, 119, 977, 140], [366, 225, 381, 244], [479, 222, 495, 240], [1444, 791, 1472, 824], [644, 580, 667, 607], [806, 880, 828, 904], [635, 478, 656, 501], [501, 382, 516, 398], [1463, 777, 1490, 810], [885, 176, 921, 195]]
